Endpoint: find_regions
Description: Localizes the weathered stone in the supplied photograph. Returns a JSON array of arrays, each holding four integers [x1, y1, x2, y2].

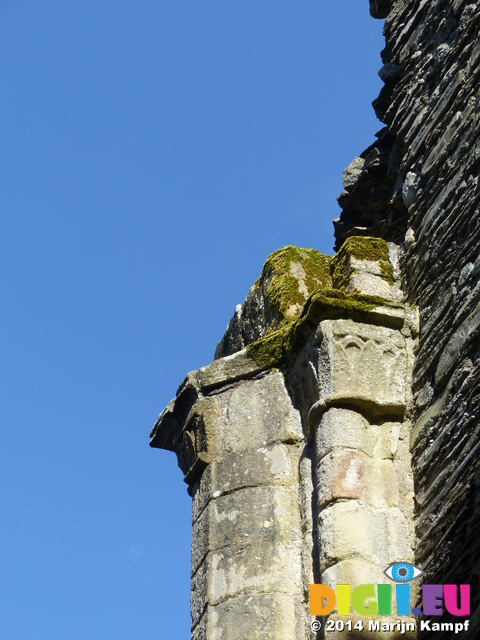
[[150, 370, 200, 451], [348, 4, 480, 633], [315, 408, 399, 461], [328, 320, 407, 411], [402, 171, 421, 209], [214, 246, 332, 359], [198, 349, 265, 391], [318, 501, 414, 572], [213, 371, 303, 453], [192, 444, 301, 523], [191, 485, 301, 575], [153, 292, 416, 639], [299, 319, 408, 422], [316, 449, 399, 509], [204, 593, 301, 640], [345, 260, 393, 299], [331, 237, 394, 288], [203, 541, 302, 605], [331, 236, 399, 300], [342, 157, 365, 192], [152, 217, 417, 640], [151, 0, 480, 633], [214, 238, 406, 374]]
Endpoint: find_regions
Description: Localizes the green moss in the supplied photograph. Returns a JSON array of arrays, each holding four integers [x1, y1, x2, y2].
[[285, 289, 389, 362], [246, 287, 399, 368], [246, 326, 290, 368], [255, 245, 332, 330], [245, 238, 398, 369], [331, 236, 394, 289], [304, 289, 386, 321]]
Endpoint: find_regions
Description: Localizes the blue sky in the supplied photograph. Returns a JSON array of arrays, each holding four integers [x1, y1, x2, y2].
[[0, 2, 384, 638]]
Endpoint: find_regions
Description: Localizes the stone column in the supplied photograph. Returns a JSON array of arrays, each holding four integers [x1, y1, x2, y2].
[[297, 320, 416, 637], [151, 352, 308, 639], [151, 237, 417, 639], [292, 243, 417, 638]]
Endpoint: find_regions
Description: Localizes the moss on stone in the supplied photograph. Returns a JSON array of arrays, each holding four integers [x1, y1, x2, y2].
[[255, 245, 332, 330], [285, 289, 391, 361], [304, 288, 387, 321], [246, 326, 290, 368], [246, 287, 399, 368], [331, 236, 394, 288], [245, 238, 399, 369]]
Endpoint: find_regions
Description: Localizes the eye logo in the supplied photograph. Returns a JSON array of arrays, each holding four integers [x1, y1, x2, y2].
[[384, 562, 423, 582]]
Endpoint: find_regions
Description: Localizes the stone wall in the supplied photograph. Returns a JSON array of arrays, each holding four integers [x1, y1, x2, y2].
[[336, 1, 480, 636]]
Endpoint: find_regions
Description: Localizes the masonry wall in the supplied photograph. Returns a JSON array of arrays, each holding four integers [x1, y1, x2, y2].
[[336, 1, 480, 636]]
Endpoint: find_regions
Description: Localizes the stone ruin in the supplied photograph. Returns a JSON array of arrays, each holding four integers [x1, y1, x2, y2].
[[150, 0, 480, 638]]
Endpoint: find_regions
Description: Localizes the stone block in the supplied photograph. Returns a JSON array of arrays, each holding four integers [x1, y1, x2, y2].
[[318, 502, 413, 572], [191, 485, 301, 575], [315, 408, 400, 461], [321, 557, 388, 589], [346, 257, 393, 299], [213, 444, 300, 496], [192, 443, 301, 524], [326, 320, 407, 414], [316, 450, 399, 509], [214, 370, 303, 452], [192, 541, 302, 612], [209, 542, 302, 604], [299, 320, 407, 423], [367, 303, 405, 326], [206, 593, 301, 640], [330, 236, 395, 299], [198, 349, 264, 390]]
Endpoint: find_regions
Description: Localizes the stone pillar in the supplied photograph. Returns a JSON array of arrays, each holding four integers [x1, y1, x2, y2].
[[151, 352, 307, 639], [295, 316, 417, 637], [151, 237, 417, 639]]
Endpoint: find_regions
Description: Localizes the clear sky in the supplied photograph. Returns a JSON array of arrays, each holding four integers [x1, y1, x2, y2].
[[1, 2, 385, 638]]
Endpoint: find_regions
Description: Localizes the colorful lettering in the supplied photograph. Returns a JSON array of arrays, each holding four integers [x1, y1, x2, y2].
[[444, 584, 470, 616]]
